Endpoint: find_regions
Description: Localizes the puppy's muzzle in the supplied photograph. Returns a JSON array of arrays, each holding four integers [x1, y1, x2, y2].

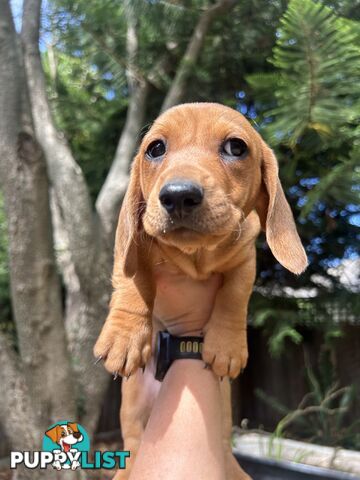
[[159, 179, 203, 218]]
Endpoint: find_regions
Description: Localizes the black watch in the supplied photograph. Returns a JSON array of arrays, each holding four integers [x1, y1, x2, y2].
[[155, 331, 204, 381]]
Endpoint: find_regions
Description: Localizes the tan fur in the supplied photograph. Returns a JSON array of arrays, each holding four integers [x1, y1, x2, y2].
[[94, 103, 307, 479]]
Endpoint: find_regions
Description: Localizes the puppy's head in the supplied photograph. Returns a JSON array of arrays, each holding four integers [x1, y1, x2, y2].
[[118, 103, 307, 275], [45, 422, 83, 452]]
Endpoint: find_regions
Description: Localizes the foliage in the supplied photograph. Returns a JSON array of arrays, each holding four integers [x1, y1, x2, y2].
[[252, 1, 360, 145], [246, 0, 360, 341], [250, 289, 360, 357], [256, 347, 360, 449], [251, 293, 305, 357]]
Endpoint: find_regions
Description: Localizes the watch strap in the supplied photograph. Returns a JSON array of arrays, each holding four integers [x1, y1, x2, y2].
[[155, 331, 204, 381]]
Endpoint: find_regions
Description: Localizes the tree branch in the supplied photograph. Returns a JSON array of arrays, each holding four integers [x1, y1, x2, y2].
[[96, 83, 148, 237], [0, 0, 20, 152], [83, 26, 148, 86], [161, 0, 237, 112], [96, 0, 149, 238], [21, 0, 96, 288]]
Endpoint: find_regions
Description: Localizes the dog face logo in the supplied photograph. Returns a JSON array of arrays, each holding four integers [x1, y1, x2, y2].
[[45, 422, 83, 453], [44, 422, 87, 470]]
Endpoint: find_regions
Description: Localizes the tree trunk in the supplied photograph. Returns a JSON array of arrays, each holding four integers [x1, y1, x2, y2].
[[0, 0, 75, 428], [50, 194, 111, 434], [0, 335, 62, 480], [21, 0, 111, 436]]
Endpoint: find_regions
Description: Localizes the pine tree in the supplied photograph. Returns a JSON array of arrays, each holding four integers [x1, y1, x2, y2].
[[248, 0, 360, 146], [246, 0, 360, 345]]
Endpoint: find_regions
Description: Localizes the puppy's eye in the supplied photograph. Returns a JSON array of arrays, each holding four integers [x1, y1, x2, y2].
[[145, 140, 166, 160], [221, 138, 248, 159]]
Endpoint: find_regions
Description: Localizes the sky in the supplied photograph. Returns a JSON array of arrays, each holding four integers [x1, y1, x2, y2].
[[10, 0, 23, 32], [10, 0, 51, 49]]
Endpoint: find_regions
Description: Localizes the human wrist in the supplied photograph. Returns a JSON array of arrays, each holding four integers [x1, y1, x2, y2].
[[155, 331, 204, 381]]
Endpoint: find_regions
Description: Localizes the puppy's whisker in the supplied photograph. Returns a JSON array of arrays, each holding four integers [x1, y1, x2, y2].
[[147, 234, 155, 256]]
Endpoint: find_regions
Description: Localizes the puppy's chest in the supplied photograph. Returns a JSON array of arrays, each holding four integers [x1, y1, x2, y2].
[[152, 259, 218, 326], [154, 252, 210, 281], [152, 244, 227, 280]]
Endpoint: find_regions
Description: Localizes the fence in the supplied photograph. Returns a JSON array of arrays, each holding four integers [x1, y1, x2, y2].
[[0, 324, 359, 457]]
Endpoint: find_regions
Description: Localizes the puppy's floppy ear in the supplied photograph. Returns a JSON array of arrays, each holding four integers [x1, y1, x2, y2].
[[67, 422, 79, 433], [45, 425, 61, 444], [256, 141, 308, 274], [115, 156, 144, 277]]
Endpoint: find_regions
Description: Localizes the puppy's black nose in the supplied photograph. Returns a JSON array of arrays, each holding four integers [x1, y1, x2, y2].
[[159, 180, 204, 216], [73, 431, 81, 439]]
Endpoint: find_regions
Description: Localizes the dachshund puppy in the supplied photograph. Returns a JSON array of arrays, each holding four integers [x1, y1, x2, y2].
[[94, 103, 307, 479]]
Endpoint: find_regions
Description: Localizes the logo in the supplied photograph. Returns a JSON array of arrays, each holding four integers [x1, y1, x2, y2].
[[10, 421, 130, 471]]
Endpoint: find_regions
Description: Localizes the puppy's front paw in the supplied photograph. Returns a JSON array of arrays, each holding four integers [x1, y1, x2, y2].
[[71, 460, 80, 470], [202, 325, 248, 379], [94, 314, 152, 377], [52, 460, 62, 471]]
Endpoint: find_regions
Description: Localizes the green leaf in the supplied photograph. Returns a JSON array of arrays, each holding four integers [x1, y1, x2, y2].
[[249, 0, 360, 146], [268, 324, 303, 357]]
